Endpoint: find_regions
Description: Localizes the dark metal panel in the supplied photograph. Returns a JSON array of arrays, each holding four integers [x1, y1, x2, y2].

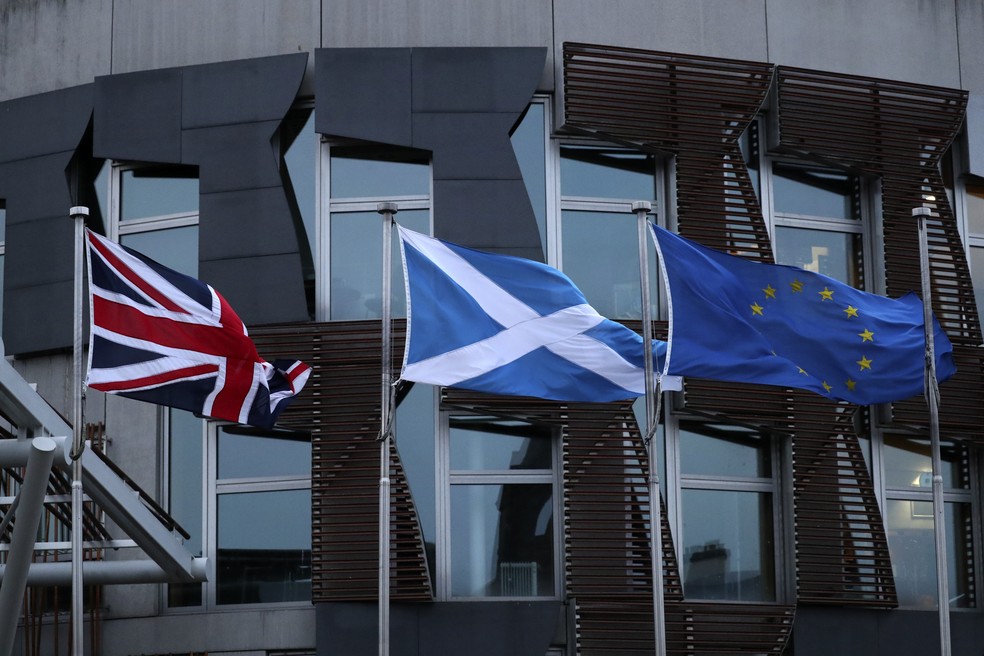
[[180, 53, 307, 129], [93, 67, 183, 163], [181, 121, 284, 193], [315, 48, 414, 147]]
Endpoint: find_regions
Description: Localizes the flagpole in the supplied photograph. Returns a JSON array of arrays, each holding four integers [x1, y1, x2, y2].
[[633, 201, 666, 656], [377, 202, 398, 656], [69, 205, 89, 656], [912, 205, 951, 656]]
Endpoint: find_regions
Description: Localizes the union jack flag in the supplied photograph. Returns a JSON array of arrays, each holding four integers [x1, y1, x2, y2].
[[85, 229, 311, 429]]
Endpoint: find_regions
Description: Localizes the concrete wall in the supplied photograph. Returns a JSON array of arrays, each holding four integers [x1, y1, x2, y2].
[[3, 0, 984, 102]]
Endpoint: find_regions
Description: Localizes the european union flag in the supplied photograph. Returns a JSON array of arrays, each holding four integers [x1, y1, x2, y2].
[[650, 224, 955, 405]]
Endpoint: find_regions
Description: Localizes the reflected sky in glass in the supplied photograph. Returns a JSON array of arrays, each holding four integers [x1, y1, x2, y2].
[[121, 169, 198, 221], [774, 226, 861, 288], [971, 246, 984, 318], [450, 483, 552, 598], [395, 383, 436, 577], [330, 209, 428, 320], [0, 207, 5, 242], [882, 435, 967, 490], [681, 489, 774, 601], [511, 103, 547, 253], [218, 489, 311, 551], [561, 146, 655, 200], [218, 428, 310, 479], [121, 225, 199, 278], [679, 423, 770, 479], [169, 409, 204, 555], [885, 497, 937, 608], [331, 147, 429, 199], [772, 163, 856, 219], [450, 419, 551, 471], [284, 111, 317, 262], [561, 210, 657, 320], [966, 183, 984, 235]]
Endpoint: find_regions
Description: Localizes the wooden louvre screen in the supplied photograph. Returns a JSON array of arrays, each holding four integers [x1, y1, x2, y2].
[[251, 321, 433, 602]]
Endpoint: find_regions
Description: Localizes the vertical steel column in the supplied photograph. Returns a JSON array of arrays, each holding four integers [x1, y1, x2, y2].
[[913, 205, 951, 656], [377, 202, 398, 656], [634, 201, 666, 656], [69, 206, 89, 655]]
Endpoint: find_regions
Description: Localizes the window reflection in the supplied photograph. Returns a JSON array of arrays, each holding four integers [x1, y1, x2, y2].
[[450, 417, 552, 471], [218, 428, 311, 479], [512, 103, 547, 253], [971, 246, 984, 318], [121, 166, 199, 221], [772, 163, 858, 219], [560, 146, 655, 200], [681, 489, 775, 601], [679, 422, 771, 479], [330, 209, 428, 320], [965, 182, 984, 235], [561, 210, 657, 320], [450, 483, 553, 598], [283, 109, 317, 263], [882, 435, 968, 490], [167, 409, 204, 608], [121, 225, 199, 278], [330, 146, 429, 199], [774, 226, 862, 288], [216, 489, 312, 605]]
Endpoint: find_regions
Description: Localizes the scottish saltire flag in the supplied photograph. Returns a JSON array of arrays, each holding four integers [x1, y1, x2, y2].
[[398, 226, 663, 402], [85, 230, 311, 429], [650, 224, 955, 405]]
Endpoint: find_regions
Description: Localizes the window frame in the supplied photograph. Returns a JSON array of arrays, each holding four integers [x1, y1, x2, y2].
[[434, 409, 563, 602], [315, 139, 433, 322]]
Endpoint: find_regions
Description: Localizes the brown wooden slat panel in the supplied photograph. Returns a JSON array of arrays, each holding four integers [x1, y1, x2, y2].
[[251, 321, 433, 602]]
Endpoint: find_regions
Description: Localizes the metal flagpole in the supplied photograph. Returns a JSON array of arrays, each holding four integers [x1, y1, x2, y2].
[[69, 205, 89, 656], [912, 205, 951, 656], [377, 202, 398, 656], [633, 201, 666, 656]]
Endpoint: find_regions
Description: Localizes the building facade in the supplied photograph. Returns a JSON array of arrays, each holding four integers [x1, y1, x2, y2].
[[2, 1, 984, 655]]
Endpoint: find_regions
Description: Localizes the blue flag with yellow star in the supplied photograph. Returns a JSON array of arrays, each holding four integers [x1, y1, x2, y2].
[[650, 224, 956, 405]]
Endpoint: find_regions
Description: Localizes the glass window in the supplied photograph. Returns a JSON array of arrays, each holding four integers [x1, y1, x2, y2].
[[167, 409, 205, 608], [212, 425, 311, 607], [966, 183, 984, 320], [881, 433, 976, 608], [440, 413, 557, 600], [319, 143, 431, 321], [769, 161, 865, 289], [675, 420, 780, 602], [0, 203, 5, 332], [558, 144, 659, 320], [111, 163, 200, 277], [511, 101, 548, 252], [283, 109, 317, 263]]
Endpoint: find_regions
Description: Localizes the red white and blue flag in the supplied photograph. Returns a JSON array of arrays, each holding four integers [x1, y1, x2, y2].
[[85, 229, 310, 429]]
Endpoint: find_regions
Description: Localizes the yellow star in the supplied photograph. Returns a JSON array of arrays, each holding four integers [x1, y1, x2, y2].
[[859, 328, 874, 342], [763, 284, 777, 299], [844, 305, 859, 318], [846, 379, 857, 391], [857, 355, 872, 371], [797, 367, 808, 375], [791, 279, 804, 293], [822, 381, 832, 393], [751, 302, 764, 316], [819, 287, 834, 301]]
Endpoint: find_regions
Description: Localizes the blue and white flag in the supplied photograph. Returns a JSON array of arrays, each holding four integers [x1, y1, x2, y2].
[[398, 226, 661, 402]]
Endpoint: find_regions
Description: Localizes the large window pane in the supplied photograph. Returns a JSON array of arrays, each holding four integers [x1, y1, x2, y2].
[[679, 423, 771, 479], [882, 435, 969, 490], [216, 489, 311, 605], [772, 163, 857, 219], [218, 428, 311, 479], [680, 489, 775, 601], [168, 409, 204, 608], [774, 226, 862, 288], [284, 110, 317, 262], [512, 103, 547, 251], [450, 417, 552, 471], [330, 209, 428, 320], [330, 146, 429, 199], [121, 168, 199, 221], [560, 146, 655, 200], [966, 182, 984, 235], [397, 384, 437, 584], [450, 483, 553, 598], [561, 210, 657, 320], [121, 225, 199, 277], [971, 245, 984, 317]]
